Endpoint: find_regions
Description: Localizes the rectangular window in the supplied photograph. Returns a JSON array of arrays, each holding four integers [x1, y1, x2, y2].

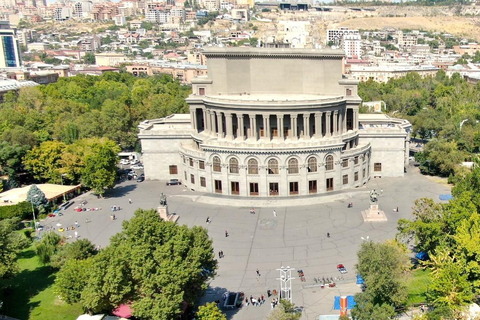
[[374, 163, 382, 172], [347, 118, 353, 131], [199, 161, 205, 170], [231, 181, 240, 195], [289, 182, 299, 195], [343, 174, 348, 185], [309, 180, 317, 194], [342, 159, 348, 168], [169, 165, 178, 174], [269, 183, 279, 196], [190, 174, 195, 184], [214, 180, 222, 193], [189, 158, 194, 167], [200, 177, 206, 187], [272, 128, 278, 137], [198, 87, 205, 95], [326, 178, 333, 191], [354, 156, 359, 165], [354, 171, 359, 181], [346, 88, 352, 96], [249, 182, 259, 196]]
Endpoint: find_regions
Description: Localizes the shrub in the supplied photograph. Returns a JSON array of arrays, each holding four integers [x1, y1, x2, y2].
[[0, 202, 32, 220]]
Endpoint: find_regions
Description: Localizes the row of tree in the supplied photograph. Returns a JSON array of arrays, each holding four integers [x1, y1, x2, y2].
[[0, 72, 191, 191], [359, 70, 480, 177], [352, 160, 480, 319]]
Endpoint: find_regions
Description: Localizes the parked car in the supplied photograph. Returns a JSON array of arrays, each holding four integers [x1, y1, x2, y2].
[[130, 164, 144, 170], [130, 159, 140, 165], [166, 179, 181, 186], [119, 159, 129, 165], [137, 176, 145, 182]]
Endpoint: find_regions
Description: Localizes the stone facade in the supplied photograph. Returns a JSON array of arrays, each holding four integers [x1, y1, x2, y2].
[[138, 48, 411, 197]]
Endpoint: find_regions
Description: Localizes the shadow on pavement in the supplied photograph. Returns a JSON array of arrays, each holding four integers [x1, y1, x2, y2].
[[104, 184, 137, 198], [199, 285, 241, 319]]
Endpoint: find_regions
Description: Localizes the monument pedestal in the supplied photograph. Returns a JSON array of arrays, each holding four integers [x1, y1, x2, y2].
[[361, 203, 387, 222], [157, 205, 179, 223]]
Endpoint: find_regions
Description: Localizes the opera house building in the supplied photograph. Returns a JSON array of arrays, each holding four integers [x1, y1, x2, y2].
[[138, 48, 411, 197]]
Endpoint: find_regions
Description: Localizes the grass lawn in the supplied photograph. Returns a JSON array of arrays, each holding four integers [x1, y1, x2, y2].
[[1, 247, 83, 320], [406, 268, 431, 306]]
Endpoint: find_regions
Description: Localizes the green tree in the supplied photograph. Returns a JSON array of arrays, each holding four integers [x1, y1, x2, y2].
[[0, 218, 29, 279], [24, 141, 66, 182], [83, 53, 96, 65], [80, 138, 120, 196], [266, 299, 301, 320], [27, 184, 49, 214], [50, 238, 97, 269], [196, 302, 226, 320], [352, 241, 409, 319], [55, 258, 94, 304], [79, 209, 217, 319], [35, 231, 61, 265]]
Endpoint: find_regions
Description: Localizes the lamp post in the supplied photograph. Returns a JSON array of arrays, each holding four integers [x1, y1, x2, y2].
[[31, 194, 38, 233], [60, 173, 67, 201]]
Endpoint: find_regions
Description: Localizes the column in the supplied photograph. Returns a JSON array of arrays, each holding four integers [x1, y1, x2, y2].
[[266, 115, 271, 140], [291, 114, 298, 139], [203, 109, 209, 133], [249, 114, 255, 139], [303, 114, 310, 138], [210, 111, 217, 135], [354, 110, 358, 130], [325, 111, 331, 137], [278, 114, 284, 139], [315, 112, 323, 138], [343, 109, 347, 133], [238, 114, 244, 140], [216, 112, 223, 138], [263, 115, 271, 140], [333, 111, 338, 136], [253, 115, 258, 140], [225, 113, 233, 140]]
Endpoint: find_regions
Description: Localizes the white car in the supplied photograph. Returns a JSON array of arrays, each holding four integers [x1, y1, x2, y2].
[[130, 164, 144, 170], [119, 159, 129, 165], [130, 159, 140, 165]]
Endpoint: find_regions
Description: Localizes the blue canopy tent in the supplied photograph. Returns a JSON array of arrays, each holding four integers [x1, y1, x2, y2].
[[415, 251, 429, 261], [356, 275, 364, 285], [334, 296, 356, 310], [439, 194, 453, 201]]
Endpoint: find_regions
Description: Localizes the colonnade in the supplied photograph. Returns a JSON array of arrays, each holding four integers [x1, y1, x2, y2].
[[190, 108, 359, 141]]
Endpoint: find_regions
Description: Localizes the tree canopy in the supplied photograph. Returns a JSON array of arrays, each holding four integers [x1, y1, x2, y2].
[[55, 209, 217, 319], [0, 218, 29, 279]]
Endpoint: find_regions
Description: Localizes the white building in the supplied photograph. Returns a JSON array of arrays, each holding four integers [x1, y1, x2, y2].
[[138, 48, 411, 197], [343, 34, 362, 59], [327, 27, 359, 46]]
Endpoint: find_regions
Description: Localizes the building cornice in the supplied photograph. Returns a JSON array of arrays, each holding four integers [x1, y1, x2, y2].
[[203, 47, 345, 60]]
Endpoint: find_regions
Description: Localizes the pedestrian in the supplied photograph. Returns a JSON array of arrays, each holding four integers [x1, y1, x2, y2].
[[267, 289, 271, 297], [206, 216, 211, 224], [218, 251, 222, 259], [273, 210, 277, 217], [225, 230, 229, 237], [261, 294, 265, 304], [250, 207, 255, 214], [245, 297, 249, 306], [74, 231, 78, 238], [220, 250, 224, 258], [256, 269, 260, 276], [327, 232, 330, 238], [112, 214, 116, 220], [75, 221, 79, 228], [271, 301, 275, 309], [396, 207, 399, 212], [128, 198, 132, 204]]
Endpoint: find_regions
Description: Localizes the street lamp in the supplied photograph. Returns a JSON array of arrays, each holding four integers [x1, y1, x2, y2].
[[277, 266, 295, 303], [60, 173, 67, 201], [31, 194, 39, 233]]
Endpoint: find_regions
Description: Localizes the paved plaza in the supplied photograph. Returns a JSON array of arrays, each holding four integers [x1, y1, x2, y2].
[[40, 166, 451, 320]]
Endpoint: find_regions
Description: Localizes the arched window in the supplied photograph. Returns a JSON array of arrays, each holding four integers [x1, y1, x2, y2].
[[288, 158, 299, 174], [268, 159, 278, 174], [229, 158, 239, 174], [213, 156, 221, 172], [248, 159, 258, 174], [307, 157, 317, 173], [325, 155, 334, 171]]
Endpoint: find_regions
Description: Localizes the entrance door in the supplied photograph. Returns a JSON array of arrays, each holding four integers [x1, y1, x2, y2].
[[326, 178, 333, 191]]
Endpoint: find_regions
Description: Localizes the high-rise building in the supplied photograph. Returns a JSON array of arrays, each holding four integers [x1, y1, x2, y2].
[[0, 21, 21, 68]]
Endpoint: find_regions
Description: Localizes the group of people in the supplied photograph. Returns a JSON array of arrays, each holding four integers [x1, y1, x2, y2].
[[218, 250, 224, 258], [245, 294, 265, 307], [110, 205, 121, 212]]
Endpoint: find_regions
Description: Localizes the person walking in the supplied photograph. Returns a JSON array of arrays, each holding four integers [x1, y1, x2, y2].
[[206, 217, 211, 224], [256, 269, 260, 277], [74, 231, 78, 239], [327, 232, 330, 238], [273, 210, 277, 217], [75, 221, 79, 228], [218, 251, 222, 259], [128, 198, 132, 204], [225, 230, 229, 237]]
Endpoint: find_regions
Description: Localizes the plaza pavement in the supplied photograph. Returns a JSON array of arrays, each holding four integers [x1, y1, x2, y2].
[[40, 165, 451, 320]]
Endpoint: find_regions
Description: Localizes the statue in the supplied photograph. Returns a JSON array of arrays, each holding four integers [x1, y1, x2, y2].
[[160, 193, 167, 206], [369, 189, 379, 204]]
